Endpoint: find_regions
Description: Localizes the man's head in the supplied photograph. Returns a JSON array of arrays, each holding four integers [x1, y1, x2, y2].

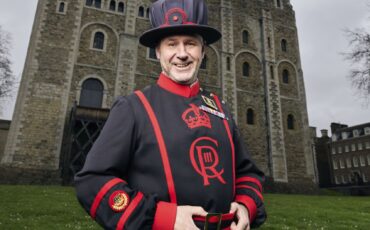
[[156, 34, 204, 84]]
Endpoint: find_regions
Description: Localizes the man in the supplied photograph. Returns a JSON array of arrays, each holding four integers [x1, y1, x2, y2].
[[75, 0, 266, 229]]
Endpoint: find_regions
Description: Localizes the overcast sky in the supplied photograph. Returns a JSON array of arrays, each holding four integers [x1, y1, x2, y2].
[[0, 0, 369, 136]]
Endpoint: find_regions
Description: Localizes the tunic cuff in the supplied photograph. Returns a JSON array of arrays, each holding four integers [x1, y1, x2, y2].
[[152, 201, 177, 230], [235, 195, 257, 224]]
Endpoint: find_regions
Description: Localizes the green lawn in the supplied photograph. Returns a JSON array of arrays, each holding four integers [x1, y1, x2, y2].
[[0, 185, 369, 229]]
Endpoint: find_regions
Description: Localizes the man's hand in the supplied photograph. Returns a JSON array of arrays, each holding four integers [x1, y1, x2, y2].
[[229, 202, 250, 230], [174, 205, 207, 230]]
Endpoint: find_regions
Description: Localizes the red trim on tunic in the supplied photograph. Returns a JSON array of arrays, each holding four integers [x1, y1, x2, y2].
[[157, 73, 200, 98], [235, 195, 257, 224], [236, 176, 263, 192], [152, 201, 177, 230], [213, 95, 235, 196], [90, 178, 125, 219], [135, 90, 177, 203], [116, 192, 144, 230], [235, 185, 264, 201]]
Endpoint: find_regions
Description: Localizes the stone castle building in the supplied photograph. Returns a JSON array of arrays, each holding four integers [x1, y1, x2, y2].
[[1, 0, 316, 191]]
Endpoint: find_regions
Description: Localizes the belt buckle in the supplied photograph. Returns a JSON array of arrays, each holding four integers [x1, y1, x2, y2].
[[204, 213, 222, 230]]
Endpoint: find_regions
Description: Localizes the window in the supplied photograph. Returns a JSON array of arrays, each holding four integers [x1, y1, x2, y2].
[[86, 0, 93, 6], [363, 173, 368, 183], [331, 148, 336, 155], [287, 114, 294, 130], [58, 2, 65, 13], [366, 142, 370, 149], [267, 37, 271, 49], [200, 55, 207, 69], [351, 144, 356, 151], [118, 2, 124, 13], [282, 69, 289, 84], [341, 175, 346, 184], [342, 132, 349, 139], [148, 47, 157, 59], [353, 157, 359, 167], [344, 145, 349, 152], [226, 57, 231, 71], [365, 127, 370, 135], [333, 160, 338, 170], [334, 176, 339, 184], [353, 129, 359, 137], [339, 159, 345, 169], [358, 143, 363, 150], [243, 62, 250, 77], [146, 8, 150, 18], [338, 146, 342, 153], [109, 0, 116, 11], [346, 158, 352, 168], [138, 6, 144, 17], [247, 108, 254, 125], [276, 0, 281, 8], [360, 156, 366, 166], [367, 154, 370, 165], [332, 134, 338, 141], [79, 79, 104, 108], [95, 0, 101, 8], [242, 30, 249, 45], [93, 32, 105, 50], [281, 39, 287, 52], [270, 65, 274, 79]]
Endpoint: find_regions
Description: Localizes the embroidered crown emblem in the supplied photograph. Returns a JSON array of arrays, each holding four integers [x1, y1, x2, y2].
[[182, 104, 211, 129]]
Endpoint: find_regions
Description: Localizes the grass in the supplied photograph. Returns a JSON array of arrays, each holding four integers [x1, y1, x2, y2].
[[0, 185, 369, 229]]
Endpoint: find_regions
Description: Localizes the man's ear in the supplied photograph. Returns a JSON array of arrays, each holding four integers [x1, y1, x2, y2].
[[155, 47, 160, 59]]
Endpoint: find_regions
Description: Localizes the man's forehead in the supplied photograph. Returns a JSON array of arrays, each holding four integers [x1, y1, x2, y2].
[[161, 34, 203, 42]]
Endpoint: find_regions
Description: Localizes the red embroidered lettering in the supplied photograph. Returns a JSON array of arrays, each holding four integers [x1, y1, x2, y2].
[[190, 137, 226, 186]]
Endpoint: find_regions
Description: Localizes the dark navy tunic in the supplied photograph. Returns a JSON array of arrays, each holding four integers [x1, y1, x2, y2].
[[75, 73, 266, 230]]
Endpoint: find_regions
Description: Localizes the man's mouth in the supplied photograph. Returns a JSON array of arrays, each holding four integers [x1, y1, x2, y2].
[[173, 62, 192, 68]]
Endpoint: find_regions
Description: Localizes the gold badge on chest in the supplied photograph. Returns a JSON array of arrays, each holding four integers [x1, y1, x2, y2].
[[201, 95, 218, 110]]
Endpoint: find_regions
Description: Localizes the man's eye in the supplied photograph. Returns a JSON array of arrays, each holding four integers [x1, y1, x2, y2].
[[168, 43, 175, 47]]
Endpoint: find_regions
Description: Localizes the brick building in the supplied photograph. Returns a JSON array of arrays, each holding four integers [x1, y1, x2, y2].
[[0, 0, 316, 191], [329, 122, 370, 186]]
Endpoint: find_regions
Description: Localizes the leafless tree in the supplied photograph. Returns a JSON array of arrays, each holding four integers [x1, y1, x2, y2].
[[0, 25, 15, 98], [344, 28, 370, 100]]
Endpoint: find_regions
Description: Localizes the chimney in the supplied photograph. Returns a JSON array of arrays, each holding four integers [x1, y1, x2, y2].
[[321, 129, 328, 137]]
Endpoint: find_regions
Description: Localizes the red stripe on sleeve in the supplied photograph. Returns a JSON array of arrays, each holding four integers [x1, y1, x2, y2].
[[235, 195, 257, 224], [116, 192, 144, 230], [135, 91, 177, 203], [235, 185, 264, 201], [90, 178, 125, 219], [213, 95, 236, 196], [152, 201, 177, 230], [236, 176, 263, 192]]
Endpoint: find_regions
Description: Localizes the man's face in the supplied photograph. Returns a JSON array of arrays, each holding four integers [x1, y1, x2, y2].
[[156, 34, 204, 85]]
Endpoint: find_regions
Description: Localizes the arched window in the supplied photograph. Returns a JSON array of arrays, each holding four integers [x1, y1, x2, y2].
[[242, 30, 249, 45], [138, 6, 144, 17], [109, 0, 116, 11], [118, 2, 124, 13], [58, 2, 65, 13], [86, 0, 93, 6], [79, 79, 104, 108], [276, 0, 281, 8], [93, 32, 105, 50], [95, 0, 101, 8], [200, 55, 207, 69], [270, 65, 274, 79], [149, 47, 157, 59], [243, 62, 250, 77], [287, 114, 295, 130], [282, 69, 289, 83], [247, 108, 254, 125], [226, 57, 231, 71], [281, 39, 287, 52], [267, 37, 271, 49], [146, 8, 150, 18]]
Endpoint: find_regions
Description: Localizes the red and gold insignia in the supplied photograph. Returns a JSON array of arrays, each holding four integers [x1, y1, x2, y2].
[[182, 104, 211, 129], [109, 190, 130, 212]]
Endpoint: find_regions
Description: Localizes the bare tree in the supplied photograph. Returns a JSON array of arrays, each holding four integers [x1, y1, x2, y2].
[[344, 28, 370, 99], [0, 25, 15, 98]]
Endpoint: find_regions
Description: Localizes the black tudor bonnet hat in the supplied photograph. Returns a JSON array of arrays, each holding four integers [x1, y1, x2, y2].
[[139, 0, 222, 48]]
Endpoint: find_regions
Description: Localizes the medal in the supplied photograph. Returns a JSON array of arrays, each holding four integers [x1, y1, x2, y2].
[[199, 105, 226, 119], [201, 95, 218, 110]]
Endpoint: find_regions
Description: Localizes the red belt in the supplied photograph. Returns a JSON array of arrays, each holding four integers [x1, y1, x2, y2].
[[193, 213, 235, 230]]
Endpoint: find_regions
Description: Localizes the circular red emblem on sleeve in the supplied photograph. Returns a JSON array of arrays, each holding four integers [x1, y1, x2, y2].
[[109, 190, 130, 212]]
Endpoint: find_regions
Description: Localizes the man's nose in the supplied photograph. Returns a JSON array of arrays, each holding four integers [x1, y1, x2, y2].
[[176, 43, 188, 60]]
